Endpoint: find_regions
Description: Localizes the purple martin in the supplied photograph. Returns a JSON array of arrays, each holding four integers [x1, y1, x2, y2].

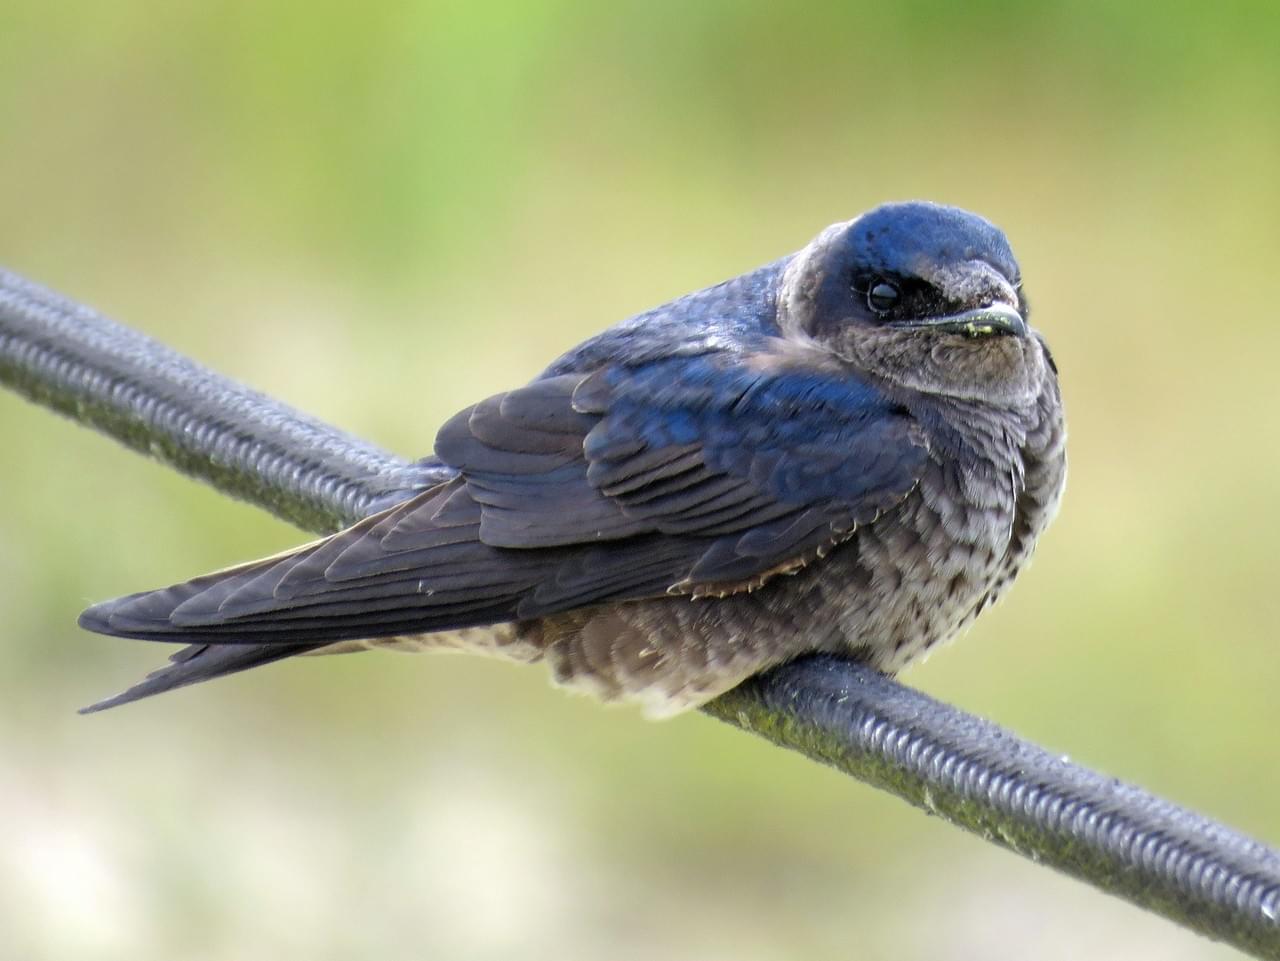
[[79, 201, 1066, 716]]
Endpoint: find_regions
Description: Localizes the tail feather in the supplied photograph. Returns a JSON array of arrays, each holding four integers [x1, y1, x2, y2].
[[76, 461, 714, 711], [79, 642, 320, 714], [76, 481, 557, 710]]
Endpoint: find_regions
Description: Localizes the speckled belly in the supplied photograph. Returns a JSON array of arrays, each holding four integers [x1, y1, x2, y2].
[[834, 465, 1017, 674]]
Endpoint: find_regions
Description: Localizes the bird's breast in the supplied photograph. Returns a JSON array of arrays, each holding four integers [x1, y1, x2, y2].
[[822, 392, 1064, 672]]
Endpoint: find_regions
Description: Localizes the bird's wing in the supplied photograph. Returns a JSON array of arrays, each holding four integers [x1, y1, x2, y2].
[[79, 348, 928, 684], [436, 352, 929, 597]]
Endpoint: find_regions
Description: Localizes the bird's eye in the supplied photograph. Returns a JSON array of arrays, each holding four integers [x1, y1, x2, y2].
[[866, 280, 900, 314]]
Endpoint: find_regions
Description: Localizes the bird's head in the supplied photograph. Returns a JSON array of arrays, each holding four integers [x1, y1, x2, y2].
[[778, 201, 1051, 404]]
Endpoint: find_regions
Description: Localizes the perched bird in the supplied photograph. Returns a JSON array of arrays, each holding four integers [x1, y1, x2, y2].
[[79, 201, 1065, 716]]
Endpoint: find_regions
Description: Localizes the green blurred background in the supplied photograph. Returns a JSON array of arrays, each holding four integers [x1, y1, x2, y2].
[[1, 2, 1278, 959]]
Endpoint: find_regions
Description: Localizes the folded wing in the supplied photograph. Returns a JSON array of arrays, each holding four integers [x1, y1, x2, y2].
[[80, 347, 929, 708]]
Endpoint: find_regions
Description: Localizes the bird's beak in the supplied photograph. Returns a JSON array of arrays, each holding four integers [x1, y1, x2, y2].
[[893, 303, 1027, 338]]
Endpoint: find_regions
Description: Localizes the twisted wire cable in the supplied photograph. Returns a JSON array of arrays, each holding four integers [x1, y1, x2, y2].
[[2, 266, 1278, 958]]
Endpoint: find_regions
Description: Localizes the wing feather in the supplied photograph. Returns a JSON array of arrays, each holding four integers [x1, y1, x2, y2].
[[80, 343, 929, 707]]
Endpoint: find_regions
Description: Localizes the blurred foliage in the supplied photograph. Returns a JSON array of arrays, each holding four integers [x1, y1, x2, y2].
[[1, 2, 1278, 959]]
